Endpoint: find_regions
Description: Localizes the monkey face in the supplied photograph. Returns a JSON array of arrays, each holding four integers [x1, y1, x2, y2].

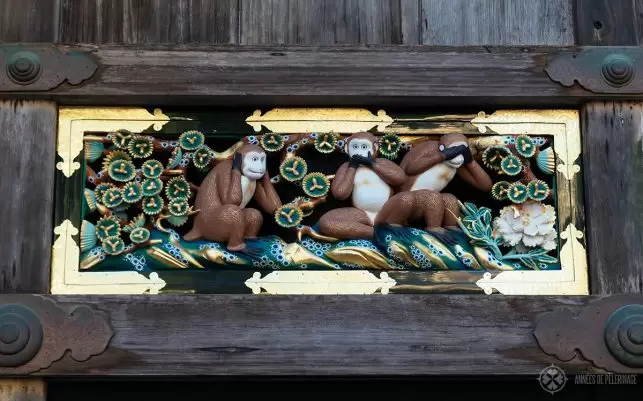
[[439, 134, 469, 168], [242, 151, 266, 180], [346, 138, 377, 159]]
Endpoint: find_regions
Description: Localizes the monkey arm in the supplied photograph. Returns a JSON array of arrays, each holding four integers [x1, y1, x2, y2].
[[372, 158, 407, 187], [399, 142, 444, 175], [330, 162, 356, 201], [457, 161, 493, 192], [254, 174, 282, 214], [219, 165, 243, 205]]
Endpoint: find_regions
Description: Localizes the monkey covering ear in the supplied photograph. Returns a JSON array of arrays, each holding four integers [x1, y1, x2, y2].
[[316, 132, 407, 240], [184, 144, 282, 251]]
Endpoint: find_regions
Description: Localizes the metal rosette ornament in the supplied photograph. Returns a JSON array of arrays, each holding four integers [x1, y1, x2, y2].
[[178, 130, 205, 151], [127, 135, 155, 159], [491, 181, 511, 201], [378, 133, 402, 159], [527, 180, 550, 201], [0, 304, 43, 368], [192, 147, 213, 170], [514, 135, 536, 158], [507, 182, 529, 204], [142, 159, 163, 179], [129, 227, 151, 244], [604, 304, 643, 368], [313, 133, 339, 154]]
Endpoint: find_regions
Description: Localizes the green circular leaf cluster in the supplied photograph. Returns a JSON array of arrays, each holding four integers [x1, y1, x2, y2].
[[108, 159, 136, 182], [301, 172, 329, 198], [102, 187, 124, 208], [274, 204, 303, 228], [501, 155, 523, 176], [508, 182, 529, 204], [279, 156, 307, 182], [167, 215, 189, 227], [165, 177, 191, 200], [128, 135, 154, 159], [94, 183, 114, 201], [193, 147, 212, 170], [101, 150, 131, 172], [179, 130, 205, 151], [314, 133, 338, 154], [379, 133, 402, 159], [142, 178, 163, 197], [515, 135, 536, 158], [167, 147, 183, 169], [142, 159, 163, 178], [122, 182, 143, 204], [129, 227, 151, 244], [168, 198, 189, 216], [110, 130, 131, 150], [527, 180, 550, 201], [102, 235, 125, 255], [491, 181, 511, 201], [96, 215, 121, 241], [260, 133, 285, 152], [482, 146, 511, 170], [123, 213, 146, 233], [142, 195, 164, 215]]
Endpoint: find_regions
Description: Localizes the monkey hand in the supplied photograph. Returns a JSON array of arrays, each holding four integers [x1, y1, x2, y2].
[[352, 155, 375, 167], [461, 146, 473, 164], [441, 145, 468, 161], [232, 152, 243, 171]]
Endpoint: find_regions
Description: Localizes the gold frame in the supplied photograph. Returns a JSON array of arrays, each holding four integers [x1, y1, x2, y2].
[[51, 107, 588, 295]]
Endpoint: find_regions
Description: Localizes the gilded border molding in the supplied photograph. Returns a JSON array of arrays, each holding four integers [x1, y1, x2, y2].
[[245, 271, 396, 294], [246, 108, 393, 133]]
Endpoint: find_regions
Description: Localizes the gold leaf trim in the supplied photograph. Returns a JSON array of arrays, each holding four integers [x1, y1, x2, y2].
[[57, 107, 171, 177], [475, 224, 588, 295], [51, 219, 167, 294], [470, 110, 581, 180], [245, 108, 393, 133], [245, 271, 396, 294]]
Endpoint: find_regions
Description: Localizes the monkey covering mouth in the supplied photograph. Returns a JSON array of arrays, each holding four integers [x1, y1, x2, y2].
[[316, 132, 407, 241]]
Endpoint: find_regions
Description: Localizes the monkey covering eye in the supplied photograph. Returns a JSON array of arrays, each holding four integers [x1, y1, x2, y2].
[[316, 132, 407, 240], [184, 144, 282, 251], [375, 133, 492, 232]]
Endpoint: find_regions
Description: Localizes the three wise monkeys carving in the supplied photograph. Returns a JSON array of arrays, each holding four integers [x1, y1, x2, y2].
[[184, 133, 493, 251]]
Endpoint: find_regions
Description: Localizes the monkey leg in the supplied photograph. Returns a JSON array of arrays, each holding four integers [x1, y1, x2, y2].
[[319, 207, 374, 240], [441, 193, 461, 229], [243, 208, 263, 238], [215, 204, 247, 251], [413, 190, 445, 231], [374, 192, 415, 226]]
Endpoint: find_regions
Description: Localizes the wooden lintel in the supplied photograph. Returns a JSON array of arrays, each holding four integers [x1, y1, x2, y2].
[[0, 294, 609, 377], [2, 45, 637, 107]]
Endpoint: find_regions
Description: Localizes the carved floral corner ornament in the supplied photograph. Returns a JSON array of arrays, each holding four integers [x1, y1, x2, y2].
[[534, 295, 643, 374], [0, 45, 98, 91], [0, 295, 113, 374], [545, 47, 643, 94]]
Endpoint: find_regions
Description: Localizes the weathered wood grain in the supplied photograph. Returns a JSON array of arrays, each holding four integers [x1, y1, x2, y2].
[[0, 45, 599, 107], [575, 0, 640, 45], [0, 379, 45, 401], [420, 0, 575, 45], [582, 102, 643, 294], [31, 294, 601, 376], [239, 0, 407, 45], [0, 0, 57, 42], [58, 0, 239, 44], [0, 101, 56, 294]]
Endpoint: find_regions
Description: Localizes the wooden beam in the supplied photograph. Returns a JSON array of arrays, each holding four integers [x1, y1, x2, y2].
[[0, 45, 622, 107], [12, 294, 603, 376], [582, 102, 643, 294], [575, 0, 640, 45], [0, 101, 56, 293], [0, 379, 45, 401]]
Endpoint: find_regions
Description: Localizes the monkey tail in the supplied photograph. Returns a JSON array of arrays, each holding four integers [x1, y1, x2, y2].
[[296, 225, 339, 243]]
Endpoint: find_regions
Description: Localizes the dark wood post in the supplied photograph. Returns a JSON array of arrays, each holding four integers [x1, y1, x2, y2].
[[0, 100, 57, 400]]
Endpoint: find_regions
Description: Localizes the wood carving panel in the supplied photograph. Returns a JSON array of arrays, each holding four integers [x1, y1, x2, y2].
[[51, 108, 588, 295]]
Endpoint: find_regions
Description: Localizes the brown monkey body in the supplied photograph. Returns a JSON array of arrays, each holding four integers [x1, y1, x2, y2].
[[184, 144, 281, 251], [318, 132, 407, 240], [377, 134, 493, 231]]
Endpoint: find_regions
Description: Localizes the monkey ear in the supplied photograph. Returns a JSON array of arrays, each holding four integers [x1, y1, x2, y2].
[[343, 141, 349, 154], [373, 141, 379, 155]]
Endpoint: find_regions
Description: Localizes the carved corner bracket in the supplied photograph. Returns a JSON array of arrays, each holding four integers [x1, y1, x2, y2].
[[534, 295, 643, 373], [545, 47, 643, 94], [0, 46, 97, 91], [0, 295, 113, 374]]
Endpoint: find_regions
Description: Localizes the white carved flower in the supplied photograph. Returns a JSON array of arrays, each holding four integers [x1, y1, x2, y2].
[[492, 201, 557, 251]]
